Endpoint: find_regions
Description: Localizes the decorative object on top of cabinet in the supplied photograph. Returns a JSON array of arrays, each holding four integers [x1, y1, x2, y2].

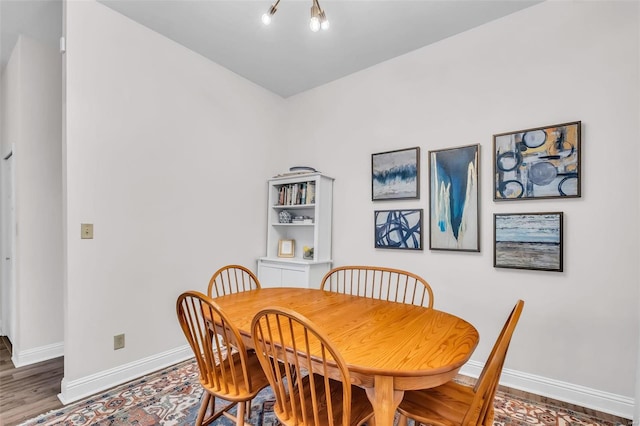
[[258, 173, 334, 288], [493, 212, 563, 272], [493, 121, 581, 200], [374, 209, 423, 250], [273, 166, 318, 178], [429, 144, 480, 252], [372, 147, 420, 200]]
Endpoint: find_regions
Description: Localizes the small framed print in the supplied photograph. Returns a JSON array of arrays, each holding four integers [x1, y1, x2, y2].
[[494, 212, 563, 272], [374, 209, 423, 250], [372, 147, 420, 200], [493, 121, 581, 200], [278, 239, 295, 258]]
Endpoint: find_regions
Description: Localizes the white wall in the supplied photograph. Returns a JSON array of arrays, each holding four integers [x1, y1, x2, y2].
[[0, 36, 63, 366], [62, 0, 285, 402], [60, 0, 638, 418], [284, 0, 639, 418]]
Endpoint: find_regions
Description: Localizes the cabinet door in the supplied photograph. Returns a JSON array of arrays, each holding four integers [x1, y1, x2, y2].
[[281, 268, 308, 288], [258, 264, 283, 288]]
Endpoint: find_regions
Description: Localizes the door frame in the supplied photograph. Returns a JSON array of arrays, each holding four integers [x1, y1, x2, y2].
[[1, 148, 16, 345]]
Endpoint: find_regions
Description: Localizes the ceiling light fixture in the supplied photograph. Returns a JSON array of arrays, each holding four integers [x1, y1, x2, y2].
[[261, 0, 280, 25], [261, 0, 329, 32]]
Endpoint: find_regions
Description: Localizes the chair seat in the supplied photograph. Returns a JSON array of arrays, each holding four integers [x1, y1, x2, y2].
[[274, 373, 373, 426], [397, 300, 523, 426], [202, 351, 271, 401], [398, 381, 490, 426]]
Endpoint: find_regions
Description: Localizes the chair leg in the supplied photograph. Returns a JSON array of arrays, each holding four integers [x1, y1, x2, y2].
[[235, 398, 245, 426], [196, 392, 212, 426], [397, 413, 409, 426], [245, 400, 251, 419]]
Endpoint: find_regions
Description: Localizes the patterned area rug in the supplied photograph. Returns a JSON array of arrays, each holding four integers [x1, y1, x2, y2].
[[18, 359, 631, 426]]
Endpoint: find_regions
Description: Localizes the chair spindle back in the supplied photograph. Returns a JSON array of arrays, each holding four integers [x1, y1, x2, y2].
[[320, 265, 434, 308], [208, 264, 261, 298]]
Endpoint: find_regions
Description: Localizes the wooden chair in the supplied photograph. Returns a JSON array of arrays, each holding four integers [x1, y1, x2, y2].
[[397, 300, 525, 426], [251, 307, 375, 426], [208, 264, 260, 298], [176, 291, 270, 426], [320, 265, 434, 308]]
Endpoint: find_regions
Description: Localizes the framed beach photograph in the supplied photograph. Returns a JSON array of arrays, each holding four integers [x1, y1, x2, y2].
[[429, 144, 480, 252], [372, 147, 420, 200], [494, 212, 563, 272], [493, 121, 581, 200], [277, 239, 295, 258], [374, 209, 423, 250]]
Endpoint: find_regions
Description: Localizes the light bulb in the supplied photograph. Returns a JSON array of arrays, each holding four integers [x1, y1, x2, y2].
[[310, 17, 320, 32], [261, 13, 272, 25], [321, 19, 329, 30]]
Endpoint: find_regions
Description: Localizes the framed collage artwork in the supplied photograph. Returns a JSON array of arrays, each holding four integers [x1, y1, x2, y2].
[[494, 121, 581, 200]]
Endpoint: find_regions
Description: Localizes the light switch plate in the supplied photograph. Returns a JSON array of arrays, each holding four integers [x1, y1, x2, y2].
[[81, 223, 93, 239]]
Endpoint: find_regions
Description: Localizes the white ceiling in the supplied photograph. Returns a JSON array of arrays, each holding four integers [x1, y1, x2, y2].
[[1, 0, 540, 98]]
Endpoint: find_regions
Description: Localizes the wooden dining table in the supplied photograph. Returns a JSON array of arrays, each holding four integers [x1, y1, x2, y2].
[[212, 287, 479, 426]]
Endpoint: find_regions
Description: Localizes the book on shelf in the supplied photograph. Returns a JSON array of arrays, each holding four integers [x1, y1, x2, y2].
[[307, 182, 316, 204], [276, 181, 315, 206]]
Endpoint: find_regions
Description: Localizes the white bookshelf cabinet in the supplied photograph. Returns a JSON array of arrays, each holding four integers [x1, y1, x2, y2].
[[258, 173, 334, 288]]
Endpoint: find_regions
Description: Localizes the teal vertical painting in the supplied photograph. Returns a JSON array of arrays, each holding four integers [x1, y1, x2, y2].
[[429, 144, 479, 252]]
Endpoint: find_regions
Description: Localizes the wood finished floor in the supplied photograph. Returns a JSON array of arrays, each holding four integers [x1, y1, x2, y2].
[[0, 335, 632, 425], [0, 336, 63, 426]]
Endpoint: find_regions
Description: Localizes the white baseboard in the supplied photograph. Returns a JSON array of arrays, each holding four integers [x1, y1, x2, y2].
[[460, 361, 634, 421], [12, 342, 64, 368], [55, 346, 635, 420], [58, 345, 193, 405]]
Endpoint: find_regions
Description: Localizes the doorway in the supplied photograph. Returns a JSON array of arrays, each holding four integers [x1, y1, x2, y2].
[[1, 150, 15, 348]]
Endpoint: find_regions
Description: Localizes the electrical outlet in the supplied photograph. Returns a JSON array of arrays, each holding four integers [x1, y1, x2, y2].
[[81, 223, 94, 239], [114, 334, 125, 350]]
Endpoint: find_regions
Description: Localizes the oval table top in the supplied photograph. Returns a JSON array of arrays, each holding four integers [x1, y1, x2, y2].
[[212, 287, 479, 426]]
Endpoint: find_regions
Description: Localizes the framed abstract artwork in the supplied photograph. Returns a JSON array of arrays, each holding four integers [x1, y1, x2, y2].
[[494, 212, 563, 272], [493, 121, 581, 200], [374, 209, 423, 250], [372, 147, 420, 200], [429, 144, 479, 252]]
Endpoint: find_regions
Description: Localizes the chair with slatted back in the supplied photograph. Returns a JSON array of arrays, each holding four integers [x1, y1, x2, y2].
[[397, 299, 525, 426], [208, 264, 260, 298], [320, 265, 434, 308], [251, 307, 375, 426], [176, 291, 271, 426]]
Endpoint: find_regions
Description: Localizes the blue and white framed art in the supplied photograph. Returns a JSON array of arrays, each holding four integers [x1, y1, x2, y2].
[[429, 144, 479, 252], [494, 121, 581, 200], [374, 209, 423, 250], [371, 147, 420, 200], [494, 212, 563, 272]]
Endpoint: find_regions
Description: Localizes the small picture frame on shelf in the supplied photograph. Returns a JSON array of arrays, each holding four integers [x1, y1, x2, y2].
[[278, 239, 295, 258]]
